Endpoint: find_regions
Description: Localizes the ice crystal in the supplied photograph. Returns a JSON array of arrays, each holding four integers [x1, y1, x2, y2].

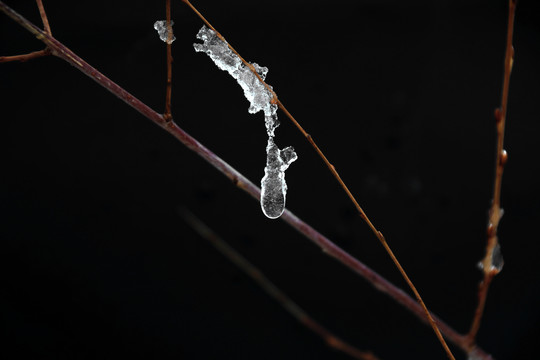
[[194, 25, 297, 219], [154, 20, 176, 44]]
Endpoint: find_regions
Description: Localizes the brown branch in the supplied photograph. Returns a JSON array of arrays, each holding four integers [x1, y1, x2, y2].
[[164, 0, 173, 122], [466, 0, 517, 349], [0, 2, 494, 359], [36, 0, 51, 35], [277, 102, 456, 360], [180, 209, 381, 360], [180, 1, 454, 359], [0, 48, 50, 63]]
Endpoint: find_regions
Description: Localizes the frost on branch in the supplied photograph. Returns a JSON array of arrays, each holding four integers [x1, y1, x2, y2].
[[194, 26, 297, 219], [154, 20, 176, 44], [193, 26, 274, 116], [478, 243, 504, 273]]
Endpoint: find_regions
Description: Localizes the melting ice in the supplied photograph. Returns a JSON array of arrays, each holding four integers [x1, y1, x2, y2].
[[194, 26, 297, 219], [154, 20, 176, 44]]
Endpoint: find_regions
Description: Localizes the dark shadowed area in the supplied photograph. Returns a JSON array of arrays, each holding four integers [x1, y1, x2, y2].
[[1, 0, 539, 359]]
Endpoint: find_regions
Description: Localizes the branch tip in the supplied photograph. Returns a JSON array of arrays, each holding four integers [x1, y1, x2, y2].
[[468, 0, 517, 344]]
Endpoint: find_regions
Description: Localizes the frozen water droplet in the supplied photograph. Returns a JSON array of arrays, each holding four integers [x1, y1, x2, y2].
[[491, 243, 504, 272], [261, 172, 286, 219], [261, 138, 297, 219], [477, 243, 504, 273], [477, 261, 484, 271], [260, 113, 297, 219], [154, 20, 176, 44]]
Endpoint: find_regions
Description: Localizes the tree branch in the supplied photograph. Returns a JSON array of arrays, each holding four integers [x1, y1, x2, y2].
[[466, 0, 517, 349], [180, 1, 455, 358], [0, 48, 50, 63], [0, 2, 493, 359], [36, 0, 51, 35]]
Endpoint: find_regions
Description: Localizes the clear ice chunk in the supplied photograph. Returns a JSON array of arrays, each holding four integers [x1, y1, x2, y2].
[[154, 20, 176, 44], [193, 26, 297, 219], [193, 26, 275, 117], [477, 243, 504, 273]]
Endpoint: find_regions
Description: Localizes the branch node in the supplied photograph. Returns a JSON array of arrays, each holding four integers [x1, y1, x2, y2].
[[486, 223, 495, 237], [494, 108, 502, 124], [500, 149, 508, 166], [163, 113, 173, 124]]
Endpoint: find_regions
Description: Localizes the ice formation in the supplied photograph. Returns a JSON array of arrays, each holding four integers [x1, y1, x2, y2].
[[260, 121, 298, 219], [193, 26, 297, 219], [491, 243, 504, 271], [477, 243, 504, 273], [154, 20, 176, 44]]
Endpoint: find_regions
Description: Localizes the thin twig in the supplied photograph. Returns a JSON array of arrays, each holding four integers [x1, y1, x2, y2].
[[164, 0, 173, 121], [0, 48, 50, 63], [180, 209, 381, 360], [0, 3, 494, 358], [36, 0, 51, 35], [466, 0, 517, 349], [277, 102, 456, 359], [180, 1, 454, 358]]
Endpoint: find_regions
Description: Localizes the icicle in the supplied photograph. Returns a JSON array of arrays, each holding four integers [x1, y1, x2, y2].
[[260, 114, 297, 219], [193, 26, 297, 219]]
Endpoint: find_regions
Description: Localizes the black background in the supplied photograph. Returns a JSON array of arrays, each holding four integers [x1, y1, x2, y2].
[[1, 1, 539, 359]]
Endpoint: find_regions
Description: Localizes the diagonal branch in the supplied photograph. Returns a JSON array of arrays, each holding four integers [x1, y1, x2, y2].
[[180, 208, 381, 360], [466, 0, 517, 349], [0, 2, 493, 359], [180, 1, 454, 358]]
